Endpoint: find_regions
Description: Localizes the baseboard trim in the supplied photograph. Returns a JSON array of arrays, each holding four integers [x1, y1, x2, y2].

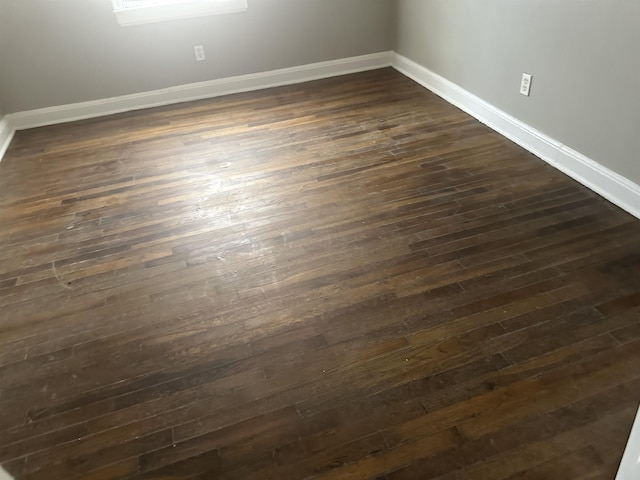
[[0, 117, 15, 162], [6, 51, 393, 132], [616, 405, 640, 480], [0, 466, 15, 480], [392, 53, 640, 220]]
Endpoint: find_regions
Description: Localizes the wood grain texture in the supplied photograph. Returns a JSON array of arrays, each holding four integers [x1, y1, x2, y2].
[[1, 68, 639, 479]]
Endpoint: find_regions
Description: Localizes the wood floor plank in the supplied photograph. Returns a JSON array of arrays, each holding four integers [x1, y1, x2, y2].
[[1, 69, 639, 479]]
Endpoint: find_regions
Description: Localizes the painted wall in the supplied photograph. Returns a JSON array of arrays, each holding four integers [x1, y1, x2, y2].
[[395, 0, 640, 184], [0, 0, 7, 115], [0, 0, 394, 113]]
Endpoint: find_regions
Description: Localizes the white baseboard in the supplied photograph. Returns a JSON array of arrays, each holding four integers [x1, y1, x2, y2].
[[616, 405, 640, 480], [0, 466, 14, 480], [392, 53, 640, 220], [6, 51, 393, 131], [0, 117, 15, 162]]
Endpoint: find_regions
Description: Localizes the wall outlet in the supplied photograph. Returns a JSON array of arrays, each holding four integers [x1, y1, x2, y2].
[[193, 45, 206, 62], [520, 73, 532, 96]]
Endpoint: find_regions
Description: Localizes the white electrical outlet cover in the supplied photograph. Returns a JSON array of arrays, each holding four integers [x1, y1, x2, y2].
[[193, 45, 206, 62], [520, 73, 532, 96]]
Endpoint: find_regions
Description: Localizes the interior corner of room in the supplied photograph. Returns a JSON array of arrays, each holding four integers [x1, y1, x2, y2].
[[0, 2, 640, 479]]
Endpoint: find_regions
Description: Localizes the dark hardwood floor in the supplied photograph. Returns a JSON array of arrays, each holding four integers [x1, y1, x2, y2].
[[1, 68, 639, 479]]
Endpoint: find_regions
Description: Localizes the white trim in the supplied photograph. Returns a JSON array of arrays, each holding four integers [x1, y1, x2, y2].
[[0, 117, 15, 163], [111, 0, 248, 27], [617, 405, 640, 480], [6, 51, 393, 132], [0, 466, 15, 480], [392, 53, 640, 220]]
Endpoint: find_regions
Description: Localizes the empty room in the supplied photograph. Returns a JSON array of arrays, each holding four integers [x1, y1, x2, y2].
[[1, 0, 640, 479]]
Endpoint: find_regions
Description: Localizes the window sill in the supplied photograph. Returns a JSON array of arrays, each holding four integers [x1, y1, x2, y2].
[[112, 0, 248, 27]]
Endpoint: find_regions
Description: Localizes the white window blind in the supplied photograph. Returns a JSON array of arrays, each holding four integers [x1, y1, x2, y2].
[[121, 0, 193, 8], [112, 0, 248, 26]]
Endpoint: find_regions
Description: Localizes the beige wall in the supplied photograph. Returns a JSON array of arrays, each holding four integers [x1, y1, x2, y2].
[[0, 0, 394, 113], [396, 0, 640, 184]]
